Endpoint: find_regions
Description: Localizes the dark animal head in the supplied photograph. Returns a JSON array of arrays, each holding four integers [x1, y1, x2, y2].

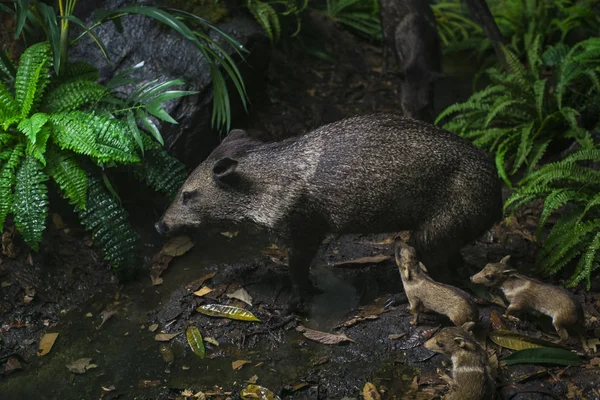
[[423, 322, 477, 356], [155, 129, 259, 235], [399, 68, 443, 122]]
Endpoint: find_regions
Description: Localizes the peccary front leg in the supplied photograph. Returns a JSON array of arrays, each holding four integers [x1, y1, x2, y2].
[[286, 233, 325, 313]]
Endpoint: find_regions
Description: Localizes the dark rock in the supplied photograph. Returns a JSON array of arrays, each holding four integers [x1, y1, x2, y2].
[[69, 0, 270, 168]]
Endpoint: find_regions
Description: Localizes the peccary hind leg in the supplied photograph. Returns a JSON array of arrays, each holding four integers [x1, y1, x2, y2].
[[286, 233, 326, 314]]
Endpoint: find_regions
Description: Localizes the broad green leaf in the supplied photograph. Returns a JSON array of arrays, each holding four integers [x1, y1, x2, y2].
[[45, 148, 87, 208], [36, 2, 61, 75], [502, 347, 583, 366], [59, 15, 110, 64], [27, 126, 51, 165], [185, 326, 205, 358], [15, 0, 32, 40], [488, 330, 563, 351], [146, 100, 178, 124], [136, 109, 163, 145], [196, 304, 261, 322], [127, 110, 143, 154]]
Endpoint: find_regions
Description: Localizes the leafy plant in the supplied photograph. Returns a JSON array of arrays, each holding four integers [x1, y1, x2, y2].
[[431, 0, 485, 53], [435, 36, 600, 185], [322, 0, 382, 41], [3, 0, 248, 132], [0, 41, 189, 275], [505, 147, 600, 288], [246, 0, 308, 43]]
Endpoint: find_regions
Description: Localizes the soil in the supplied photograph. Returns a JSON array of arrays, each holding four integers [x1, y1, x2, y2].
[[1, 10, 600, 400]]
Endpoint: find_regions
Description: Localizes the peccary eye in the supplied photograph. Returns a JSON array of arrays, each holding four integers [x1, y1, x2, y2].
[[436, 341, 444, 348], [485, 274, 494, 281], [181, 191, 198, 204]]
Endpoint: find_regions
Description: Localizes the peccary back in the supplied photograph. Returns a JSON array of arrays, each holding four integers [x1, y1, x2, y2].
[[157, 113, 503, 305]]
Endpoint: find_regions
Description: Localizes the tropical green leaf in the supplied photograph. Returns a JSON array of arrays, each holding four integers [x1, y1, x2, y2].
[[42, 79, 107, 113], [12, 156, 49, 250], [0, 144, 25, 231], [45, 148, 88, 208], [14, 42, 52, 118]]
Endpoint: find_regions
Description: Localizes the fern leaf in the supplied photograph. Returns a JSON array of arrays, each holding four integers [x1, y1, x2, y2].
[[76, 176, 139, 277], [132, 134, 186, 199], [512, 122, 534, 173], [59, 62, 99, 83], [566, 231, 600, 289], [42, 79, 107, 113], [14, 42, 52, 118], [538, 189, 583, 231], [45, 147, 88, 208], [50, 111, 140, 164], [17, 112, 49, 147], [0, 144, 25, 231], [0, 80, 19, 123], [12, 156, 49, 250]]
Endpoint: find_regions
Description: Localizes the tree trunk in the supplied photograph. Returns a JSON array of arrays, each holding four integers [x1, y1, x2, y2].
[[464, 0, 508, 69]]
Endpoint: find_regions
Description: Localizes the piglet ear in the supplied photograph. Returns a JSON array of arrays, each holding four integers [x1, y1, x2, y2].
[[212, 157, 238, 183], [461, 321, 476, 333], [418, 261, 428, 273], [453, 337, 466, 348], [499, 255, 511, 265]]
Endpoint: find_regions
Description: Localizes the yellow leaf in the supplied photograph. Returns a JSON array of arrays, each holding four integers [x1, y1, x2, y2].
[[186, 326, 205, 358], [232, 359, 251, 370], [363, 382, 381, 400], [220, 231, 239, 238], [488, 330, 562, 351], [37, 332, 59, 356], [161, 236, 194, 257], [193, 286, 213, 297], [196, 304, 261, 322], [154, 332, 182, 342], [240, 384, 280, 400], [205, 337, 219, 346], [148, 324, 159, 332]]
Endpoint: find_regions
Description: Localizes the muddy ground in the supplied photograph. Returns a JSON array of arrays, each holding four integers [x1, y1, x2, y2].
[[2, 11, 600, 400]]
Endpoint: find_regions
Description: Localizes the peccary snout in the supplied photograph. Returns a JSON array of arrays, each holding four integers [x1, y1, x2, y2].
[[155, 221, 170, 235]]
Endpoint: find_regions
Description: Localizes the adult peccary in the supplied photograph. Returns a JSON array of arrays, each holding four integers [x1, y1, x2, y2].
[[155, 113, 503, 310], [379, 0, 442, 122]]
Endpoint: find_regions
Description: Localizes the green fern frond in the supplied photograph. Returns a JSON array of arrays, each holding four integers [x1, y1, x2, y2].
[[45, 147, 88, 208], [59, 62, 100, 83], [247, 0, 279, 43], [14, 42, 52, 118], [132, 134, 186, 199], [538, 189, 585, 231], [0, 143, 25, 231], [566, 231, 600, 289], [76, 176, 139, 277], [42, 79, 107, 113], [0, 81, 19, 124], [50, 111, 140, 164], [12, 156, 49, 250]]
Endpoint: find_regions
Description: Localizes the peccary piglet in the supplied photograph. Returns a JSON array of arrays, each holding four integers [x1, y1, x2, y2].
[[424, 322, 496, 400], [470, 255, 584, 342], [156, 113, 503, 310], [379, 0, 442, 122], [395, 238, 479, 327]]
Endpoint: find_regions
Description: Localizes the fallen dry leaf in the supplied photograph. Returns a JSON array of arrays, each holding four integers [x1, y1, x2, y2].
[[363, 382, 381, 400], [232, 359, 251, 370], [193, 286, 214, 297], [336, 314, 378, 329], [66, 358, 97, 374], [226, 288, 253, 306], [397, 327, 439, 350], [368, 231, 411, 246], [205, 337, 219, 346], [487, 350, 499, 379], [155, 332, 182, 342], [181, 389, 194, 397], [312, 356, 329, 366], [3, 357, 22, 375], [388, 333, 407, 340], [52, 213, 66, 229], [162, 236, 194, 257], [247, 375, 259, 384], [37, 332, 59, 356], [332, 255, 391, 268], [101, 386, 116, 392], [185, 273, 217, 292], [296, 325, 354, 345], [148, 324, 159, 332], [97, 309, 117, 330], [138, 379, 161, 388], [490, 310, 508, 330]]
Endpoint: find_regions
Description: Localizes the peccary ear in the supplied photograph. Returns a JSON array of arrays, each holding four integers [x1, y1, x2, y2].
[[212, 157, 238, 183], [502, 269, 517, 276], [418, 261, 428, 274], [499, 255, 511, 265], [221, 129, 248, 145]]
